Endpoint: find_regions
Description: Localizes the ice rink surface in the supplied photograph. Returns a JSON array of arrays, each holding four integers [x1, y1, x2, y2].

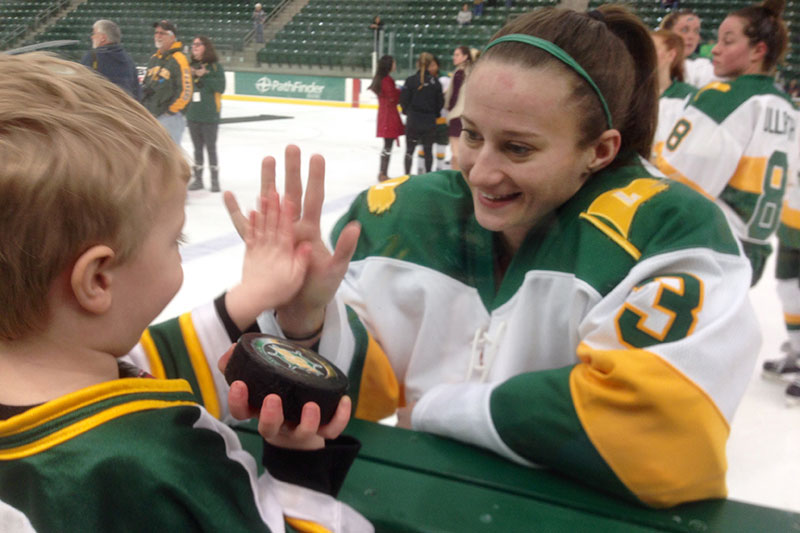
[[165, 98, 799, 514]]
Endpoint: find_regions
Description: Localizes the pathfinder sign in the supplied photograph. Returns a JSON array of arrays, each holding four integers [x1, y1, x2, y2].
[[235, 72, 345, 101]]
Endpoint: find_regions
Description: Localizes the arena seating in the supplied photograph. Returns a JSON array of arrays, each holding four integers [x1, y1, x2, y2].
[[2, 0, 797, 83], [0, 0, 68, 50], [14, 0, 273, 64], [259, 0, 798, 81]]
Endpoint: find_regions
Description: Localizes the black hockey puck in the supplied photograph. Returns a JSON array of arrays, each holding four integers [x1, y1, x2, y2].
[[224, 333, 349, 425]]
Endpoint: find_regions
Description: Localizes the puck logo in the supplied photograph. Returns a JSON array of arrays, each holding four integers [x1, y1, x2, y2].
[[252, 338, 336, 378]]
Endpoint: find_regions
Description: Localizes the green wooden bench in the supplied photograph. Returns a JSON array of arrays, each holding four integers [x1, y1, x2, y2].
[[235, 418, 799, 532]]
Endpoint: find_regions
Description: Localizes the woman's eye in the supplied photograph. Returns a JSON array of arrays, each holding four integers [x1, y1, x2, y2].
[[176, 232, 188, 246], [506, 143, 532, 156], [462, 129, 481, 142]]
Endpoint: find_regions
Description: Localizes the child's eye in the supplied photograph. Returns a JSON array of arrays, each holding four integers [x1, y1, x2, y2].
[[176, 232, 188, 245]]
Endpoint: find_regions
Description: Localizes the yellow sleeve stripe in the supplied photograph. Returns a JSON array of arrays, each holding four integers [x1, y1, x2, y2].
[[0, 378, 193, 438], [780, 203, 800, 230], [285, 517, 332, 533], [653, 143, 716, 200], [169, 51, 193, 113], [728, 156, 766, 194], [178, 313, 221, 419], [354, 333, 400, 422], [784, 312, 800, 326], [570, 342, 729, 507], [139, 329, 167, 379], [0, 399, 197, 460]]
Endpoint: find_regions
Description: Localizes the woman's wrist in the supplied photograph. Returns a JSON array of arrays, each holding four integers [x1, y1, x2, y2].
[[276, 306, 326, 343]]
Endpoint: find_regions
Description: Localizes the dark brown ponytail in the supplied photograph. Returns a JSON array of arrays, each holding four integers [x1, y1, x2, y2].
[[732, 0, 788, 73]]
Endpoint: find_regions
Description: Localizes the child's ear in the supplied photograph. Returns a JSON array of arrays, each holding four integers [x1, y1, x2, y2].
[[70, 245, 116, 314]]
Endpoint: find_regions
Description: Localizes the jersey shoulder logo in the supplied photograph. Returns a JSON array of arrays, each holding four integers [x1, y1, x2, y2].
[[367, 175, 410, 214], [580, 178, 669, 259]]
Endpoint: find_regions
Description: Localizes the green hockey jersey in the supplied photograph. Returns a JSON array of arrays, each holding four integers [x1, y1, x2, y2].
[[251, 157, 758, 509]]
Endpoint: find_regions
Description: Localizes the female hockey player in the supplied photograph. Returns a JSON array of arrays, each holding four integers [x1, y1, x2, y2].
[[650, 29, 696, 160], [655, 0, 793, 285], [226, 5, 760, 508], [660, 9, 716, 88]]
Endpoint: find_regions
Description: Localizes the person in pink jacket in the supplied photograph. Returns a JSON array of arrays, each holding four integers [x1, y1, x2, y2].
[[369, 55, 404, 182]]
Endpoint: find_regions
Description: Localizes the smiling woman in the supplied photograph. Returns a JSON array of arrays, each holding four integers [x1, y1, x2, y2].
[[225, 3, 763, 510]]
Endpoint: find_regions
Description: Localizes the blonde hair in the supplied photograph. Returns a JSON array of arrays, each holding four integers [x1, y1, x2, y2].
[[0, 53, 189, 340], [416, 52, 434, 89]]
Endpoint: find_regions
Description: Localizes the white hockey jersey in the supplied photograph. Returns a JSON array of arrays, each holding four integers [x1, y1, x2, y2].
[[655, 74, 797, 251]]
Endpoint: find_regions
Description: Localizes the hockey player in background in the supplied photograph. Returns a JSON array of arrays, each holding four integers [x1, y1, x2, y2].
[[655, 0, 794, 286]]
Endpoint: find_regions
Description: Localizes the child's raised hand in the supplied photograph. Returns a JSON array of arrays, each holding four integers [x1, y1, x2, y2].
[[225, 190, 312, 331]]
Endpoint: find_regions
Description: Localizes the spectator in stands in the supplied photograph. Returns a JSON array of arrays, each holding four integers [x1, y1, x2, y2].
[[224, 4, 760, 509], [650, 29, 695, 162], [187, 36, 226, 193], [141, 20, 193, 144], [660, 9, 716, 87], [473, 0, 485, 18], [369, 15, 384, 55], [368, 55, 404, 182], [786, 78, 800, 98], [399, 52, 443, 174], [80, 19, 139, 100], [444, 45, 473, 170], [253, 3, 267, 44], [457, 4, 473, 27]]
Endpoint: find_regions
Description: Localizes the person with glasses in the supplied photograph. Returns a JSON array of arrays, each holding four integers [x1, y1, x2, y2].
[[141, 20, 193, 144], [186, 36, 226, 193]]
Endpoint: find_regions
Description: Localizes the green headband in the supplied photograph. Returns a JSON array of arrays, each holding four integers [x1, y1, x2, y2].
[[484, 34, 613, 129]]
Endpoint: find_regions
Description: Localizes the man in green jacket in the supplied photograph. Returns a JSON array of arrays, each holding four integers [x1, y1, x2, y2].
[[141, 20, 192, 144]]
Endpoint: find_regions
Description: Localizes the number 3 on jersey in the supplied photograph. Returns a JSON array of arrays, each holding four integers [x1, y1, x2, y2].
[[615, 274, 704, 348]]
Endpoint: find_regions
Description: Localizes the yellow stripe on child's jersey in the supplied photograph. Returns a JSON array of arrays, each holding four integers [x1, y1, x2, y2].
[[139, 329, 167, 379], [0, 399, 197, 460], [178, 313, 221, 419]]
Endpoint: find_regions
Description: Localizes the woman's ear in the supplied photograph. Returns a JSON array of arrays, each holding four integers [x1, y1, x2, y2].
[[666, 48, 677, 66], [750, 41, 768, 67], [70, 245, 116, 314], [587, 129, 622, 174]]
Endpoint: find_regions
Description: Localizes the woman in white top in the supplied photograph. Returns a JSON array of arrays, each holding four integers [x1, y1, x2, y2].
[[650, 29, 696, 161], [660, 9, 716, 88]]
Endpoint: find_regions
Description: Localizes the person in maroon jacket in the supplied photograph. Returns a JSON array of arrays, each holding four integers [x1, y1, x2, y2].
[[369, 55, 404, 182]]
